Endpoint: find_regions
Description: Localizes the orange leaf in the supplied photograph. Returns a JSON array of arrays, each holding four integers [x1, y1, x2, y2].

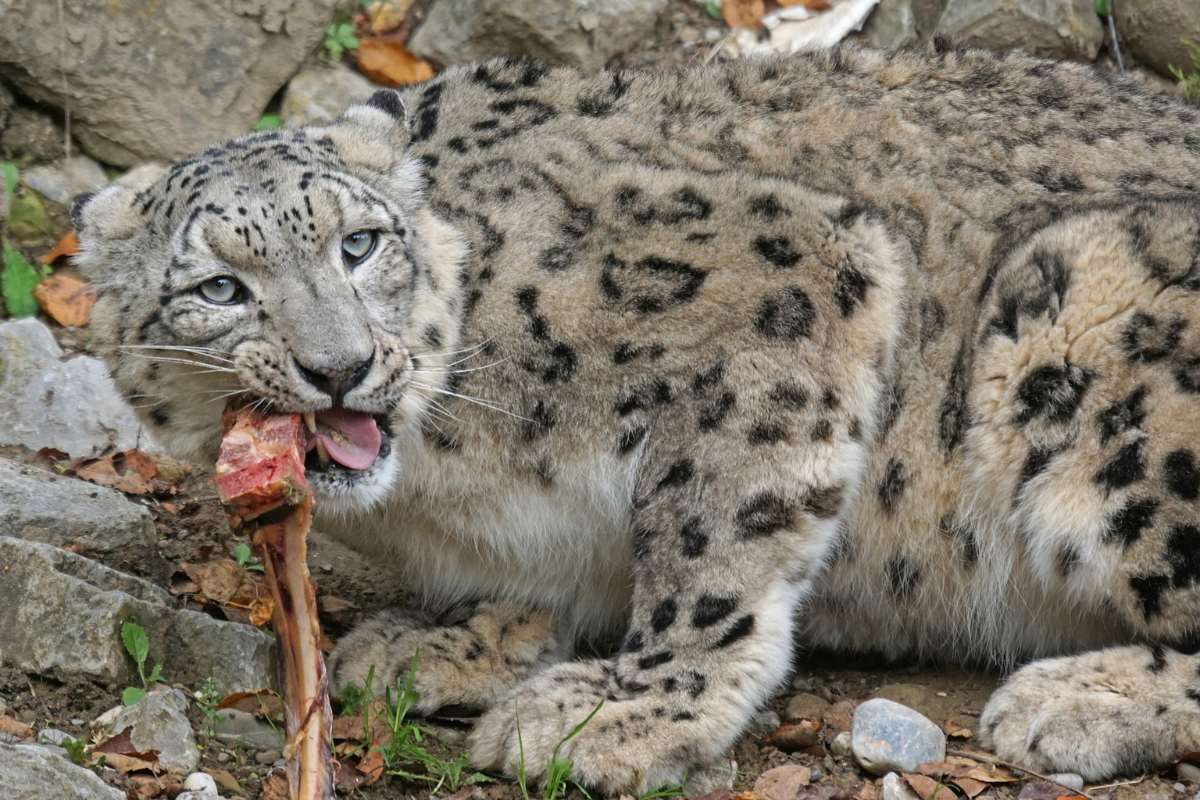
[[778, 0, 831, 9], [249, 596, 275, 627], [722, 0, 764, 29], [0, 715, 33, 740], [358, 744, 386, 784], [34, 272, 94, 327], [365, 0, 414, 34], [71, 449, 187, 495], [40, 230, 80, 264], [902, 774, 955, 800], [354, 36, 434, 86], [218, 689, 284, 722]]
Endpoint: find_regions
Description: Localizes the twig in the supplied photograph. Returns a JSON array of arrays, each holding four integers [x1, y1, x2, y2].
[[946, 748, 1094, 799], [1087, 775, 1147, 792]]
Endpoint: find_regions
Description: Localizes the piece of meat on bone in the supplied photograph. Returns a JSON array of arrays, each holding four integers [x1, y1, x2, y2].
[[215, 408, 334, 800]]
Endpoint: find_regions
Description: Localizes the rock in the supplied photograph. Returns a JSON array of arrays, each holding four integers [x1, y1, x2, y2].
[[35, 728, 73, 747], [177, 794, 224, 800], [96, 687, 198, 773], [0, 457, 156, 554], [753, 765, 812, 800], [183, 771, 220, 795], [882, 772, 920, 800], [0, 537, 274, 691], [856, 0, 919, 50], [1047, 774, 1085, 791], [1114, 0, 1200, 82], [749, 708, 782, 735], [830, 730, 853, 757], [823, 698, 858, 732], [0, 318, 153, 458], [212, 708, 284, 750], [682, 758, 737, 796], [851, 698, 946, 776], [785, 691, 831, 722], [280, 65, 377, 127], [935, 0, 1103, 61], [0, 82, 13, 135], [1179, 764, 1200, 784], [0, 107, 66, 162], [409, 0, 669, 72], [255, 748, 281, 765], [0, 1, 339, 167], [872, 683, 958, 724], [22, 155, 108, 207], [0, 741, 125, 800]]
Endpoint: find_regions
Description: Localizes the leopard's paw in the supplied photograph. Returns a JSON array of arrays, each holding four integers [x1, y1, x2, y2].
[[328, 603, 560, 714], [980, 646, 1192, 781], [470, 660, 709, 795]]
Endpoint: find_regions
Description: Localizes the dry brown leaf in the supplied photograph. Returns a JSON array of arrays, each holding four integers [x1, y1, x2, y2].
[[127, 774, 180, 799], [319, 594, 357, 614], [335, 758, 369, 789], [354, 36, 434, 86], [765, 719, 822, 751], [249, 595, 275, 627], [0, 715, 33, 739], [207, 768, 241, 793], [954, 777, 989, 798], [358, 743, 386, 784], [722, 0, 765, 29], [365, 0, 414, 33], [260, 770, 290, 800], [40, 230, 80, 264], [99, 751, 161, 774], [962, 764, 1020, 783], [181, 559, 246, 605], [942, 718, 974, 739], [71, 450, 188, 495], [778, 0, 832, 9], [34, 272, 94, 327], [218, 689, 284, 722], [902, 774, 955, 800]]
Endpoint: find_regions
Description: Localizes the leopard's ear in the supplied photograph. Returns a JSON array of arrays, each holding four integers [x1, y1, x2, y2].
[[72, 163, 167, 243]]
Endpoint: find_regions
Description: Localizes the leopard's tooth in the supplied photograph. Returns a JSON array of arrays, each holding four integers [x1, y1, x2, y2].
[[314, 437, 331, 466], [302, 411, 317, 434]]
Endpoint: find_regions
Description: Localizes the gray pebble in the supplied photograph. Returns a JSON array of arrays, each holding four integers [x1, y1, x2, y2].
[[255, 749, 281, 765], [1180, 763, 1200, 784], [882, 772, 919, 800], [1047, 773, 1085, 791], [851, 698, 946, 775]]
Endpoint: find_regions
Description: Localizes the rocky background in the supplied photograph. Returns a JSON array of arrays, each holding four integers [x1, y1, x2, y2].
[[0, 1, 1198, 799]]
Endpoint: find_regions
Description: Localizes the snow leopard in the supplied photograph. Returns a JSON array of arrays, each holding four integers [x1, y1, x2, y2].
[[73, 43, 1200, 793]]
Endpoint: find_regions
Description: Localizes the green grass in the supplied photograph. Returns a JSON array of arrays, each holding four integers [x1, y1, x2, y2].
[[1169, 41, 1200, 106], [514, 699, 605, 800]]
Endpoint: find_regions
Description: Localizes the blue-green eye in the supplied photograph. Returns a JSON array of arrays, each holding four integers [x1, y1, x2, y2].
[[341, 230, 377, 267], [198, 276, 245, 305]]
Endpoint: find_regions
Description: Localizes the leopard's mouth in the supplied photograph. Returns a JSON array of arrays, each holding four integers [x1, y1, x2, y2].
[[299, 409, 394, 486]]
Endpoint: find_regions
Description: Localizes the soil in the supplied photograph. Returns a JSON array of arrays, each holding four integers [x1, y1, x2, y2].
[[1, 2, 1196, 799]]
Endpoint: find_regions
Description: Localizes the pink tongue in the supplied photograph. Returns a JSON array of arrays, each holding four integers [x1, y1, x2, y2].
[[313, 409, 381, 470]]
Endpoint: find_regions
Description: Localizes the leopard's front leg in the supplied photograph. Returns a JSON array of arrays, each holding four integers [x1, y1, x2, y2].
[[471, 359, 872, 793]]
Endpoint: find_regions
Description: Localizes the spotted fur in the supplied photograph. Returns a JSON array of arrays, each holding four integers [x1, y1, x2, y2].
[[75, 45, 1200, 793]]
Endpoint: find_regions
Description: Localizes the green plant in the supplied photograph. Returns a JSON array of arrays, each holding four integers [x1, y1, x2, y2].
[[253, 113, 282, 132], [194, 677, 222, 742], [231, 541, 265, 573], [2, 242, 47, 318], [323, 22, 359, 61], [638, 784, 686, 800], [1168, 41, 1200, 106], [119, 621, 164, 705]]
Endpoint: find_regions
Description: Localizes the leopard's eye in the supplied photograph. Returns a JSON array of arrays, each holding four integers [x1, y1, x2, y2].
[[197, 275, 245, 305], [341, 230, 377, 267]]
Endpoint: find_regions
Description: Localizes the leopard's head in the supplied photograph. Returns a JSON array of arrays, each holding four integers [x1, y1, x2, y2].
[[73, 90, 467, 514]]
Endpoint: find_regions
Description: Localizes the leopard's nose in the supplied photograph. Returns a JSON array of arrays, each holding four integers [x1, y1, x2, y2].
[[293, 349, 374, 404]]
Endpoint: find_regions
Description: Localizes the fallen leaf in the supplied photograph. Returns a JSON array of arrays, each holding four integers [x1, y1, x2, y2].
[[34, 272, 94, 326], [954, 777, 989, 798], [181, 559, 246, 605], [218, 689, 284, 722], [98, 751, 161, 774], [765, 719, 822, 751], [722, 0, 765, 29], [335, 758, 369, 789], [778, 0, 831, 9], [0, 715, 33, 739], [354, 36, 434, 86], [319, 594, 357, 614], [902, 774, 955, 800], [962, 764, 1020, 783], [127, 774, 180, 799], [40, 230, 80, 264], [260, 769, 290, 800], [364, 0, 414, 34], [249, 596, 275, 627], [358, 743, 386, 784], [206, 768, 241, 793], [70, 450, 189, 495], [754, 764, 811, 800], [942, 718, 974, 739]]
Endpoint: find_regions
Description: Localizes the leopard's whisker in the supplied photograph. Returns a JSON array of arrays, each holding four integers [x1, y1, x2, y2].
[[410, 381, 531, 423]]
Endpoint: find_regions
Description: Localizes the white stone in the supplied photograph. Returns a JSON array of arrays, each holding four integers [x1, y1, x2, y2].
[[851, 698, 946, 776]]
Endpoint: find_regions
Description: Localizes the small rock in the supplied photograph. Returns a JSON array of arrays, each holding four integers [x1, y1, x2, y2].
[[183, 771, 219, 795], [0, 318, 154, 458], [851, 698, 946, 776], [753, 765, 812, 800], [216, 751, 231, 763], [36, 728, 73, 747], [1114, 0, 1200, 82], [823, 699, 858, 732], [1045, 774, 1084, 791], [95, 687, 199, 773], [177, 793, 224, 800], [749, 708, 782, 735], [1179, 764, 1200, 784], [69, 719, 84, 726], [682, 758, 737, 796], [409, 0, 669, 72], [22, 155, 108, 207], [785, 691, 831, 722], [679, 26, 701, 44], [0, 107, 66, 162], [212, 708, 284, 751], [0, 457, 157, 554], [882, 772, 920, 800], [935, 0, 1103, 61], [280, 65, 377, 128], [255, 748, 281, 765], [0, 741, 125, 800], [855, 0, 919, 50], [830, 730, 853, 757]]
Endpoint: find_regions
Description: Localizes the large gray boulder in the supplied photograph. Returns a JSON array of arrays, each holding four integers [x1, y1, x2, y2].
[[409, 0, 668, 71], [281, 65, 378, 127], [936, 0, 1104, 61], [1114, 0, 1200, 81], [0, 0, 340, 166], [94, 687, 199, 773], [0, 318, 154, 458], [0, 742, 125, 800], [0, 457, 156, 554], [0, 537, 274, 692]]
